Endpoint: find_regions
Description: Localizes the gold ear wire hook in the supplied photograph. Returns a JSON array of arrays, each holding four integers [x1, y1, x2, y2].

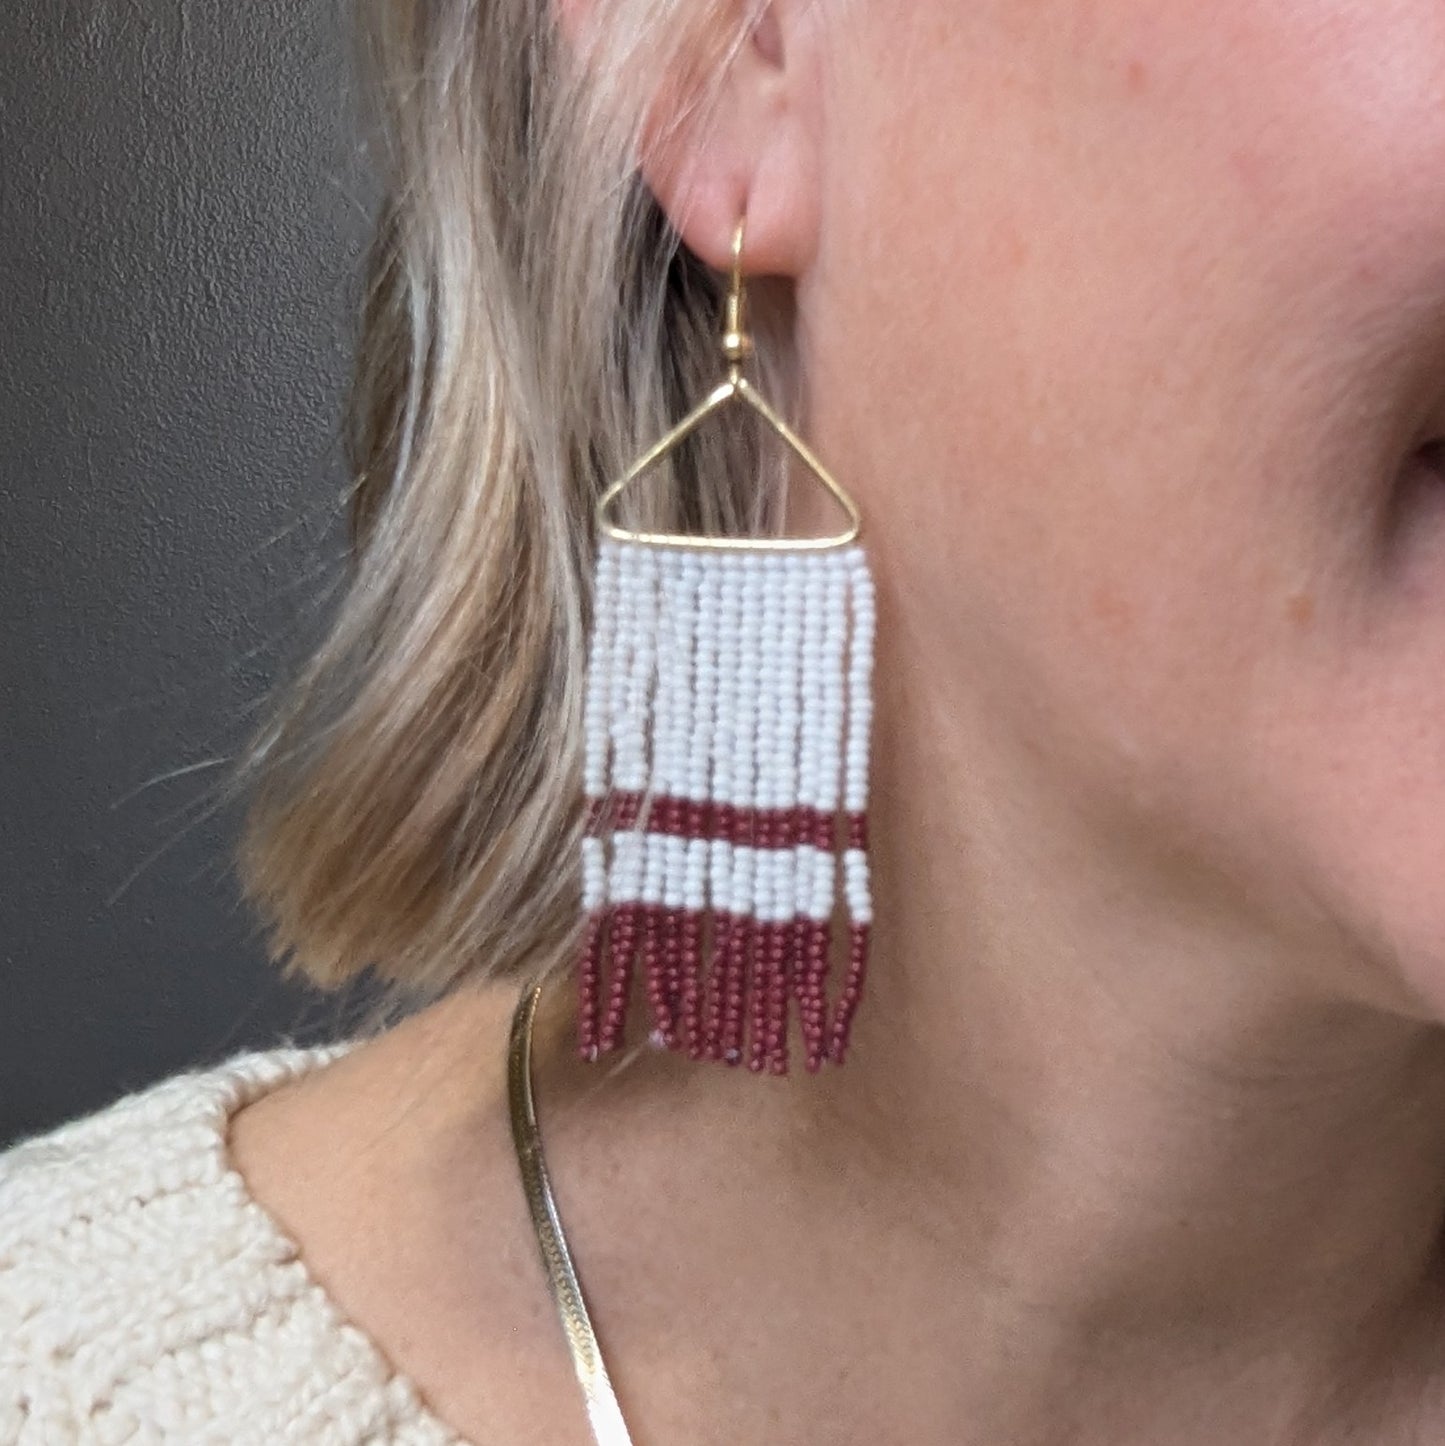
[[594, 210, 863, 551], [722, 216, 753, 381]]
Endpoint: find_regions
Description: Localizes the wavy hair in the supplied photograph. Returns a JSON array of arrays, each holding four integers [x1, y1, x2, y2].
[[234, 0, 789, 1019]]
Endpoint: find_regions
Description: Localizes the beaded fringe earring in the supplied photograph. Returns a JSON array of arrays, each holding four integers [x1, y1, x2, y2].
[[575, 217, 876, 1075]]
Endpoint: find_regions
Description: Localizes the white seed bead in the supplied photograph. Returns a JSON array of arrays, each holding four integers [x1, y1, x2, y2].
[[662, 834, 687, 910], [712, 837, 735, 913], [582, 541, 619, 796], [610, 831, 644, 902], [809, 847, 835, 921], [842, 549, 876, 814], [814, 553, 849, 813], [684, 837, 708, 911], [843, 847, 873, 924], [687, 556, 721, 802], [582, 836, 607, 911]]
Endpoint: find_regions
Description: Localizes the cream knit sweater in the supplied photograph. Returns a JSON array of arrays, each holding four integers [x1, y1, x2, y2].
[[0, 1043, 473, 1444]]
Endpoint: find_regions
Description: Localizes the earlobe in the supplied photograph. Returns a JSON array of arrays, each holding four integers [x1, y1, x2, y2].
[[553, 0, 819, 279], [633, 0, 820, 281], [636, 61, 747, 272]]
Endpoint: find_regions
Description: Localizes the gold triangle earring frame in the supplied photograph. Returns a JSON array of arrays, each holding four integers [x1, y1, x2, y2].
[[595, 214, 863, 552]]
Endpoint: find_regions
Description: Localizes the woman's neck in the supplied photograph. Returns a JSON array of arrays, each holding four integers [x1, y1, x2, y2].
[[824, 716, 1445, 1325], [478, 664, 1445, 1439]]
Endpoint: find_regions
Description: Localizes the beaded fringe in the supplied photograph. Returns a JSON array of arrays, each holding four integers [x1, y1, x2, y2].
[[576, 537, 876, 1074]]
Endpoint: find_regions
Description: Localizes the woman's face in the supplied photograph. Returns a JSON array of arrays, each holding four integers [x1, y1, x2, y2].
[[799, 2, 1445, 1014]]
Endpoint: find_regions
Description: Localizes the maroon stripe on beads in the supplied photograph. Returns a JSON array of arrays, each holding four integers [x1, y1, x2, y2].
[[586, 792, 867, 851]]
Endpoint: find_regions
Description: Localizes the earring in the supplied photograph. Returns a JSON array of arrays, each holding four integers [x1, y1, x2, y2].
[[575, 215, 876, 1075]]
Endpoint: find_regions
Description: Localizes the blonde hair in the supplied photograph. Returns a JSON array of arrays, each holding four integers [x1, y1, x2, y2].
[[234, 0, 789, 1020]]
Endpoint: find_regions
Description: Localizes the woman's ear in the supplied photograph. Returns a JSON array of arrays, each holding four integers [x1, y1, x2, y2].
[[558, 0, 822, 279]]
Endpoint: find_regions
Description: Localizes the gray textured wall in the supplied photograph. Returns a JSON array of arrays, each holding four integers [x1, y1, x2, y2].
[[1, 2, 377, 1146]]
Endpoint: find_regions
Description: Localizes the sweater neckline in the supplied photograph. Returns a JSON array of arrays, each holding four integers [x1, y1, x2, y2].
[[191, 1038, 475, 1445]]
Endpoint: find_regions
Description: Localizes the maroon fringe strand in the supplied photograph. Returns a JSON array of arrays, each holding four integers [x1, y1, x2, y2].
[[576, 910, 607, 1061], [700, 911, 731, 1061], [827, 921, 872, 1065], [679, 907, 705, 1058], [642, 903, 670, 1046], [719, 910, 749, 1066], [597, 901, 639, 1055]]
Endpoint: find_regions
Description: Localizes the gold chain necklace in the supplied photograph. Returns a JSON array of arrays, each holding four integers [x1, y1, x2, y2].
[[507, 981, 636, 1446]]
